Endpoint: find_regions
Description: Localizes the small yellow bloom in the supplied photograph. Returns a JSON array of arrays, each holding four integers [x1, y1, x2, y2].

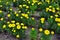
[[46, 8, 49, 12], [23, 4, 26, 7], [24, 26, 27, 29], [32, 28, 35, 30], [20, 16, 23, 19], [11, 21, 15, 23], [16, 14, 19, 17], [16, 22, 19, 25], [51, 31, 54, 35], [44, 30, 50, 35], [13, 0, 16, 2], [56, 7, 59, 10], [50, 16, 53, 18], [16, 35, 20, 38], [12, 30, 16, 32], [28, 1, 30, 4], [40, 18, 45, 23], [49, 9, 52, 11], [26, 6, 29, 9], [10, 8, 12, 11], [32, 17, 35, 20], [49, 6, 52, 8], [39, 28, 43, 32], [57, 23, 60, 26], [0, 18, 3, 21], [21, 23, 24, 26], [6, 2, 9, 5], [8, 24, 12, 28], [18, 10, 21, 13], [3, 25, 6, 29], [0, 10, 2, 13], [55, 14, 58, 17], [12, 24, 16, 27], [32, 3, 34, 5], [19, 5, 22, 8], [7, 21, 10, 24], [7, 14, 11, 17], [55, 18, 60, 22], [38, 2, 42, 5], [17, 25, 21, 29], [22, 26, 25, 29]]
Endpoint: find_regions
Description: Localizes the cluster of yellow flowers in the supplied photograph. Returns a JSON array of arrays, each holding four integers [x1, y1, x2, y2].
[[39, 28, 54, 35], [46, 5, 60, 13], [21, 13, 29, 19], [40, 18, 45, 24]]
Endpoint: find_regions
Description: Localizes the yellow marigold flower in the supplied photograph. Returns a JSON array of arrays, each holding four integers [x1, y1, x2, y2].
[[32, 28, 35, 30], [49, 9, 52, 11], [49, 6, 52, 8], [56, 7, 60, 10], [28, 1, 30, 4], [23, 4, 26, 7], [14, 11, 17, 14], [40, 18, 45, 23], [38, 2, 42, 5], [22, 26, 25, 29], [16, 35, 20, 38], [19, 5, 22, 8], [55, 18, 60, 22], [40, 18, 45, 21], [45, 0, 50, 4], [24, 26, 27, 29], [0, 10, 2, 13], [32, 17, 35, 20], [46, 8, 49, 12], [26, 6, 29, 9], [33, 0, 38, 3], [57, 23, 60, 26], [17, 25, 21, 29], [27, 11, 30, 14], [6, 2, 9, 5], [52, 9, 55, 13], [51, 31, 54, 35], [32, 3, 34, 5], [55, 14, 58, 17], [7, 21, 10, 24], [24, 14, 29, 18], [21, 13, 25, 16], [13, 0, 16, 2], [3, 25, 6, 29], [7, 14, 11, 17], [12, 30, 16, 32], [16, 22, 19, 25], [21, 23, 24, 26], [50, 16, 53, 18], [16, 14, 19, 17], [11, 20, 15, 23], [44, 30, 50, 35], [39, 28, 43, 32], [10, 8, 12, 11], [12, 24, 16, 27], [0, 18, 3, 21], [18, 10, 21, 13], [8, 24, 12, 28]]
